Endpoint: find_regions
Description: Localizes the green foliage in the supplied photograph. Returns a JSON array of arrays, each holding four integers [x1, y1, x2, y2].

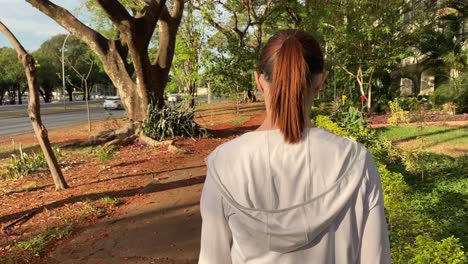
[[99, 196, 119, 207], [406, 235, 466, 264], [434, 72, 468, 113], [313, 115, 349, 137], [397, 96, 432, 112], [388, 98, 410, 126], [335, 106, 375, 144], [314, 109, 396, 161], [142, 103, 208, 141], [170, 3, 203, 105], [94, 145, 117, 164], [199, 0, 280, 97], [79, 200, 102, 218], [0, 47, 27, 104], [1, 222, 74, 263], [7, 152, 46, 178], [6, 147, 62, 179], [33, 34, 110, 102]]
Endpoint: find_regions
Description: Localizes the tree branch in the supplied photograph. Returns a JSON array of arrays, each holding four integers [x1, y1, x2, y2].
[[96, 0, 134, 29], [0, 21, 27, 55], [194, 0, 233, 38], [171, 0, 184, 20], [341, 66, 356, 78], [135, 0, 166, 45]]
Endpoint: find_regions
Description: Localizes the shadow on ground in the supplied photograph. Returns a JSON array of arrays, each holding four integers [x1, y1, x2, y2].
[[0, 175, 206, 225]]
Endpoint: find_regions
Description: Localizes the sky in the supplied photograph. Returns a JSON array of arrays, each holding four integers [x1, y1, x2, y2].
[[0, 0, 88, 51]]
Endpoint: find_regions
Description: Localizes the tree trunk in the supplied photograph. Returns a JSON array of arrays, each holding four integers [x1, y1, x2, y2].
[[67, 89, 73, 102], [85, 80, 91, 133], [0, 21, 69, 191], [43, 88, 51, 103], [367, 82, 372, 114], [17, 85, 22, 104]]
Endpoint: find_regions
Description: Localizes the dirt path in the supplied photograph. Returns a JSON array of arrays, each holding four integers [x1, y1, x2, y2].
[[50, 160, 205, 264], [46, 112, 266, 264]]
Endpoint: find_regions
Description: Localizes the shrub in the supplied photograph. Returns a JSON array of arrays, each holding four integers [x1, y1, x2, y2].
[[6, 147, 61, 179], [407, 235, 466, 264], [142, 103, 208, 141], [1, 222, 74, 263], [336, 106, 367, 131], [94, 145, 117, 164], [313, 115, 349, 137], [388, 98, 410, 126], [434, 73, 468, 113], [99, 196, 119, 207], [7, 152, 46, 178]]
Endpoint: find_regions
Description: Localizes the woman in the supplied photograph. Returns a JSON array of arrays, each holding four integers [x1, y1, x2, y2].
[[199, 29, 391, 264]]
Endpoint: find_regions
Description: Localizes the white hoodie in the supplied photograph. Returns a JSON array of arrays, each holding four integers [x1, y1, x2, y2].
[[199, 128, 391, 264]]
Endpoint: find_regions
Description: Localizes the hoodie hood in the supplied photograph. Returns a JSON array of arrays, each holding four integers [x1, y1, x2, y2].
[[206, 128, 367, 255]]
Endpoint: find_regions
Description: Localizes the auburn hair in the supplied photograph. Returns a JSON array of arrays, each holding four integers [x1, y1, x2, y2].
[[258, 29, 324, 144]]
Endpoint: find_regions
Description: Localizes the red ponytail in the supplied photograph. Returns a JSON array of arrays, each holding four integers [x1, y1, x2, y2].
[[271, 37, 308, 143], [258, 30, 324, 144]]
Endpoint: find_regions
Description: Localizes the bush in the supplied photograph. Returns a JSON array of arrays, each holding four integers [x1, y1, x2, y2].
[[142, 103, 208, 141], [407, 235, 466, 264], [6, 147, 62, 179], [314, 110, 397, 163], [336, 106, 367, 131], [313, 115, 349, 137], [94, 145, 118, 164], [388, 98, 410, 126], [433, 73, 468, 113]]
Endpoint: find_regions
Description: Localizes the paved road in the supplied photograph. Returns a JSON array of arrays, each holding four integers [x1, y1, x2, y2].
[[0, 108, 125, 135], [0, 100, 104, 112]]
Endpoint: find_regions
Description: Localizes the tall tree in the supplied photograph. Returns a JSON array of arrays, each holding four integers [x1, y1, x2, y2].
[[63, 36, 105, 101], [287, 0, 434, 112], [34, 34, 67, 102], [25, 0, 185, 130], [0, 47, 28, 104], [34, 34, 111, 102], [196, 0, 274, 101], [171, 0, 203, 108], [0, 21, 68, 190]]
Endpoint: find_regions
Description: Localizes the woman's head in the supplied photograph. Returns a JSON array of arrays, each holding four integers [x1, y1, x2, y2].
[[256, 29, 326, 144]]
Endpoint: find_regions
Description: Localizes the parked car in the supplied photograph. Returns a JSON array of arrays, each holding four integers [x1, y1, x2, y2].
[[103, 96, 123, 110], [167, 93, 182, 102]]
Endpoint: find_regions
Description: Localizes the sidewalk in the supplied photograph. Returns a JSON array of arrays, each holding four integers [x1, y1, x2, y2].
[[49, 158, 206, 264]]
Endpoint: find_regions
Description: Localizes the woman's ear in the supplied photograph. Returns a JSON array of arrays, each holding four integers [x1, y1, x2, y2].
[[255, 71, 265, 93]]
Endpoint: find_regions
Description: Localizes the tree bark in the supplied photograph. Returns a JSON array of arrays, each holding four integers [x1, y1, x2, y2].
[[0, 21, 69, 191]]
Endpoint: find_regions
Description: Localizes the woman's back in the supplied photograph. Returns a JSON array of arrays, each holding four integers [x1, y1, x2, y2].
[[198, 29, 391, 263], [199, 128, 391, 263]]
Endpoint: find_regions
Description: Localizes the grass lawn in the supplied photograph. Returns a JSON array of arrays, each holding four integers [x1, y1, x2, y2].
[[377, 125, 468, 156]]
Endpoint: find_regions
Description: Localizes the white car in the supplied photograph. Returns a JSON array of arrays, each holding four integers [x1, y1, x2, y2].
[[103, 96, 123, 110], [167, 93, 182, 102]]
